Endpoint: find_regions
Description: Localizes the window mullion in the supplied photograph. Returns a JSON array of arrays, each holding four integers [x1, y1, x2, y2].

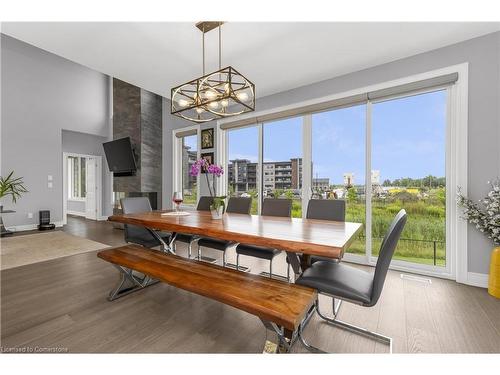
[[258, 123, 263, 215], [365, 102, 373, 263], [302, 114, 312, 218]]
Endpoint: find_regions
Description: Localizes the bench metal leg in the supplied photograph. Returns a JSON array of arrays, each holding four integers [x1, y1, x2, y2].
[[299, 299, 393, 353], [261, 302, 316, 354], [260, 320, 293, 353], [107, 265, 159, 301]]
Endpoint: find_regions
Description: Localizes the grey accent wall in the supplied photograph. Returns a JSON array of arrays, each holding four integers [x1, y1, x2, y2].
[[1, 34, 111, 227], [140, 90, 163, 195], [113, 79, 141, 192], [255, 31, 500, 275], [61, 129, 113, 217], [113, 79, 162, 205]]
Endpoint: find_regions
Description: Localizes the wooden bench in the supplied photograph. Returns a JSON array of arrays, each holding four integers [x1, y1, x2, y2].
[[97, 245, 317, 351]]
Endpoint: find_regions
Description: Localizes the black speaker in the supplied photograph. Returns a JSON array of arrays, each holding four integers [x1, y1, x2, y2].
[[38, 210, 55, 230]]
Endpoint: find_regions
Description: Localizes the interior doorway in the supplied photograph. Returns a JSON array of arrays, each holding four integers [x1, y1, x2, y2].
[[63, 152, 102, 224]]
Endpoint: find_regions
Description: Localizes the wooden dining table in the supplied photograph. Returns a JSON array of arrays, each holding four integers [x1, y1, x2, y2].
[[108, 210, 363, 274]]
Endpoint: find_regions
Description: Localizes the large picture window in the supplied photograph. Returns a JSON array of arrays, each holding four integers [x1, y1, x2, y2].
[[312, 105, 366, 254], [181, 134, 198, 206], [263, 117, 303, 218], [217, 66, 466, 278], [371, 90, 447, 266], [227, 126, 259, 214], [173, 128, 199, 209]]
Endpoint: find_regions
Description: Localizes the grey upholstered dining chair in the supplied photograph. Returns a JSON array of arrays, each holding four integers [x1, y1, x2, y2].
[[287, 199, 346, 280], [197, 197, 252, 266], [306, 198, 346, 221], [295, 209, 407, 353], [121, 197, 172, 249], [235, 198, 292, 278], [172, 196, 213, 258]]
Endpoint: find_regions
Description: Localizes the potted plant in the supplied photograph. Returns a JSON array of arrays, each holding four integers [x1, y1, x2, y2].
[[457, 180, 500, 298], [0, 171, 28, 210], [190, 158, 226, 219]]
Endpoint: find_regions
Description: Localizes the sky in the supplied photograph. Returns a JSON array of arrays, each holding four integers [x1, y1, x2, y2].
[[227, 89, 447, 185]]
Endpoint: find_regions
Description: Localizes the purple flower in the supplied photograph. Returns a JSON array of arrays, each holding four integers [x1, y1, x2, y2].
[[207, 164, 224, 177], [189, 163, 200, 177], [189, 158, 224, 177]]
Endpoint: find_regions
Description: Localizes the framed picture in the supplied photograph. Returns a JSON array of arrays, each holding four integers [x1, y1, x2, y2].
[[201, 152, 214, 172], [201, 128, 214, 149]]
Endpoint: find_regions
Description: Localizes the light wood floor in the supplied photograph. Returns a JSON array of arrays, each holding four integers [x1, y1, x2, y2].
[[1, 216, 499, 353]]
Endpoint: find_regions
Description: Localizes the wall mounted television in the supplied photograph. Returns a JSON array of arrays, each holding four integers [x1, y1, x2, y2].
[[102, 137, 137, 177]]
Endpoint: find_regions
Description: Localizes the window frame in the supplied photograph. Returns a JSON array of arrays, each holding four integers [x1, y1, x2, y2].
[[172, 125, 200, 209], [217, 63, 468, 282]]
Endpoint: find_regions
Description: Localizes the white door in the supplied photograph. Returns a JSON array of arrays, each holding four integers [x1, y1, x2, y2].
[[85, 156, 98, 220]]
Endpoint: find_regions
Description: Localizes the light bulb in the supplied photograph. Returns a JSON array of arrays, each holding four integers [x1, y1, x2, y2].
[[208, 101, 219, 109], [224, 83, 230, 94], [178, 99, 189, 107], [221, 99, 229, 108], [205, 90, 217, 99], [236, 92, 248, 101], [195, 107, 204, 114]]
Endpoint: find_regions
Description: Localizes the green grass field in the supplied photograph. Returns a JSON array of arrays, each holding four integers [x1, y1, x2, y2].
[[344, 192, 446, 266], [190, 186, 447, 267]]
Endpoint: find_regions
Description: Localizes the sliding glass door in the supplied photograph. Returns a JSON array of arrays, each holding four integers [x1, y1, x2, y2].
[[263, 117, 303, 218], [226, 125, 259, 214], [371, 90, 447, 267], [311, 105, 366, 255], [221, 87, 450, 275]]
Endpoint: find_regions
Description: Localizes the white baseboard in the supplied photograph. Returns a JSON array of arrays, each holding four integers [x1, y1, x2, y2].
[[67, 210, 86, 217], [466, 272, 489, 288], [97, 216, 109, 221], [6, 221, 64, 233]]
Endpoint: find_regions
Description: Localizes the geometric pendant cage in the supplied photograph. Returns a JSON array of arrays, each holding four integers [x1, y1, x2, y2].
[[170, 22, 255, 123]]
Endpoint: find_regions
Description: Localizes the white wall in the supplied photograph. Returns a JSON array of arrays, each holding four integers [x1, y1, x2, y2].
[[67, 199, 85, 215], [1, 34, 111, 227]]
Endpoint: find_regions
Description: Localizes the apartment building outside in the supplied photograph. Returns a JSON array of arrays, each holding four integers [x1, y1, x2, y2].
[[229, 158, 303, 194]]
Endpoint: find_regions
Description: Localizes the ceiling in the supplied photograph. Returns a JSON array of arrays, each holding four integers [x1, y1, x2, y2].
[[2, 22, 500, 98]]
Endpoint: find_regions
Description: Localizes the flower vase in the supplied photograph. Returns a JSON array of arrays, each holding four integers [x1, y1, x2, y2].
[[489, 247, 500, 299], [210, 205, 224, 220]]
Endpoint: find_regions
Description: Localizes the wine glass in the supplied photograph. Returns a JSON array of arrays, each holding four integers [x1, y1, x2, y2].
[[172, 192, 183, 213]]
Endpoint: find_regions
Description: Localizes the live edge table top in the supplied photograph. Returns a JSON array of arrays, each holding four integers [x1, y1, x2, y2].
[[108, 210, 363, 259]]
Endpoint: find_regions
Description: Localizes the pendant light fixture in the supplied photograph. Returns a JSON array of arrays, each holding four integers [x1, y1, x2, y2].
[[171, 22, 255, 123]]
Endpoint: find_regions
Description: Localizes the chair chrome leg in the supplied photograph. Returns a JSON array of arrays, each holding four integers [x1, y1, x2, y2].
[[222, 251, 226, 267], [196, 242, 217, 264], [332, 298, 342, 318], [315, 299, 392, 352], [236, 254, 240, 271], [298, 323, 326, 353], [287, 264, 290, 282], [187, 242, 192, 259], [269, 260, 273, 278]]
